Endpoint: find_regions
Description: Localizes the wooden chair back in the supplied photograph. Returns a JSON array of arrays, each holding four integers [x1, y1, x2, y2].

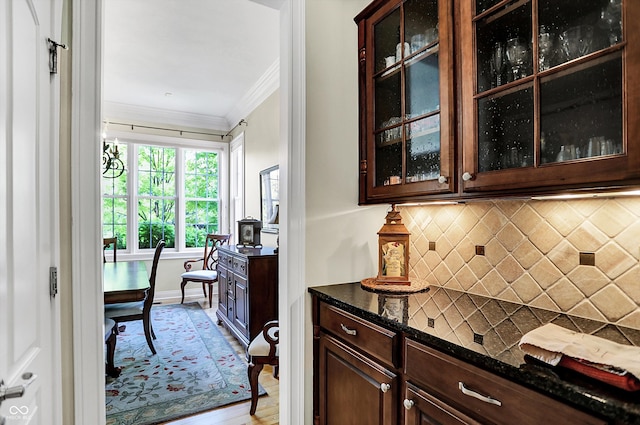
[[103, 237, 118, 263], [145, 240, 166, 310], [202, 234, 231, 271]]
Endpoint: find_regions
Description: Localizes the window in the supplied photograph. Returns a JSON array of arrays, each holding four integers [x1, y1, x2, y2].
[[102, 136, 227, 255]]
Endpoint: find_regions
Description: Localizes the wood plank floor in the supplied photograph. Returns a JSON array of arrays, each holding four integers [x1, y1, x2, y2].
[[150, 296, 280, 425]]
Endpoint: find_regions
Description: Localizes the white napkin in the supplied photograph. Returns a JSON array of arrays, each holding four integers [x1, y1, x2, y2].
[[519, 323, 640, 378]]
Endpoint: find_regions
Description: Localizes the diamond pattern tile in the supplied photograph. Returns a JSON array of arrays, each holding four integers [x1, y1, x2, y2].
[[403, 287, 640, 367], [400, 199, 640, 329]]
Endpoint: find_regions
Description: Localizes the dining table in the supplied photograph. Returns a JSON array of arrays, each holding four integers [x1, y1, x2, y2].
[[103, 260, 150, 304]]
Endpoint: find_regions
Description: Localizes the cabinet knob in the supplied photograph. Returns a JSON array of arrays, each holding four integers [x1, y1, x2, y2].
[[438, 175, 448, 184], [403, 399, 415, 410], [462, 172, 474, 181], [380, 383, 391, 393]]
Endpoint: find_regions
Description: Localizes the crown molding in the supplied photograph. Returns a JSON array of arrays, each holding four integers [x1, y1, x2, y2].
[[102, 102, 231, 131], [226, 59, 280, 126]]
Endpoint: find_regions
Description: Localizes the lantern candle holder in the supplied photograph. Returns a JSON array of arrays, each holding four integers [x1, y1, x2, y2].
[[376, 204, 411, 286]]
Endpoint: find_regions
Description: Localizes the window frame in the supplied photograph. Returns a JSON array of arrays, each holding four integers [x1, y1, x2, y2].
[[102, 130, 229, 260]]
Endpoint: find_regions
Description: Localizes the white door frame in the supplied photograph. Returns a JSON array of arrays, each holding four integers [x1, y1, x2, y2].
[[71, 1, 308, 424]]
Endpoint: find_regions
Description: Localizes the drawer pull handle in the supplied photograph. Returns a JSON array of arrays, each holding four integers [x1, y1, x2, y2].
[[458, 382, 502, 406], [403, 399, 414, 410], [380, 383, 390, 393], [340, 323, 357, 336]]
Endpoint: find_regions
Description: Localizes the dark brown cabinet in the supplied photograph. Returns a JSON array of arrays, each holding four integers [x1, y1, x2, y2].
[[403, 339, 605, 425], [216, 246, 278, 350], [356, 0, 640, 203], [319, 333, 398, 425], [460, 0, 640, 194], [355, 0, 457, 203], [312, 295, 606, 425], [315, 300, 399, 425]]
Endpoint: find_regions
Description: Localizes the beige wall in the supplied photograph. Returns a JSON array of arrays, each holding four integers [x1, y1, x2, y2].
[[59, 1, 73, 423], [233, 90, 280, 248], [305, 0, 387, 287]]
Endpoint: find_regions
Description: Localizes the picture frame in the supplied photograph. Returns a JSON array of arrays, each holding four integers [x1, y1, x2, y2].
[[260, 165, 279, 234]]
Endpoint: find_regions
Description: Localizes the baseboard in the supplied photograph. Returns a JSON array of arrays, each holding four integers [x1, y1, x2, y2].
[[155, 288, 217, 303]]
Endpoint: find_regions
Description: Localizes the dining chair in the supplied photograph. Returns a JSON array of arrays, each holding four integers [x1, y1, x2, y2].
[[103, 236, 118, 263], [104, 317, 120, 378], [104, 240, 165, 355], [180, 234, 231, 308], [247, 320, 279, 415]]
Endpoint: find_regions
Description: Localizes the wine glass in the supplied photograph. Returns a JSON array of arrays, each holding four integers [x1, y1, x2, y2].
[[490, 42, 505, 87], [538, 27, 554, 71], [600, 0, 622, 46], [506, 38, 528, 81]]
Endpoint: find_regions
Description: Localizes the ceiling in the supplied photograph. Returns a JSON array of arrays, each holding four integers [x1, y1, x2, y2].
[[102, 0, 280, 132]]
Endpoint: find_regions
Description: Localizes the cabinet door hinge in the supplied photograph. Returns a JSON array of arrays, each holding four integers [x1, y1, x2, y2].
[[49, 266, 58, 297]]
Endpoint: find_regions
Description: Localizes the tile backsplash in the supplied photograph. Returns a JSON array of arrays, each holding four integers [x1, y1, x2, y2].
[[400, 198, 640, 330]]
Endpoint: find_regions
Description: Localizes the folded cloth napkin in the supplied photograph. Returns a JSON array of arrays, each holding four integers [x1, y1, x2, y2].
[[519, 323, 640, 391]]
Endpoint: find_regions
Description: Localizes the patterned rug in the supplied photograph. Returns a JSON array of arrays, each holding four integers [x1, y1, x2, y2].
[[105, 302, 263, 425]]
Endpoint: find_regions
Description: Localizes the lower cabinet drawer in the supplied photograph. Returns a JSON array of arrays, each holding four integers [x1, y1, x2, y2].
[[319, 302, 398, 367], [404, 339, 606, 425]]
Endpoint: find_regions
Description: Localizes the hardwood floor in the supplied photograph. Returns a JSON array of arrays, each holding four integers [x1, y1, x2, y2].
[[153, 296, 280, 425]]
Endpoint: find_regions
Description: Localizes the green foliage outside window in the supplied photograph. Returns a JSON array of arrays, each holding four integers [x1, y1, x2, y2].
[[102, 142, 220, 251], [184, 150, 220, 248]]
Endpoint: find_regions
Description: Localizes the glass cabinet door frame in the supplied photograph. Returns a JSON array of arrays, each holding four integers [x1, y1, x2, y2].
[[460, 0, 640, 193], [357, 0, 456, 204]]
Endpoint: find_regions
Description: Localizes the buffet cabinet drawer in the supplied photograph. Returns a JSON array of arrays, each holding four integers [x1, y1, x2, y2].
[[319, 302, 398, 367], [231, 256, 247, 276], [404, 339, 606, 425]]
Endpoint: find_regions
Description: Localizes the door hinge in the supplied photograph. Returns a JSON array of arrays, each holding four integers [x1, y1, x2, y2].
[[49, 266, 58, 297], [47, 38, 68, 74]]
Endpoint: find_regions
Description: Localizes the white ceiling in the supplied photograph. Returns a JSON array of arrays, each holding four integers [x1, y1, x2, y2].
[[102, 0, 280, 131]]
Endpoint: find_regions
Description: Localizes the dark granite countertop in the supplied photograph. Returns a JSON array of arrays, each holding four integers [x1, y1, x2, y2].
[[309, 282, 640, 424]]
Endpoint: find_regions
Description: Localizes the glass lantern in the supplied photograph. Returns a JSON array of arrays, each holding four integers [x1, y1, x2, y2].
[[376, 204, 411, 285]]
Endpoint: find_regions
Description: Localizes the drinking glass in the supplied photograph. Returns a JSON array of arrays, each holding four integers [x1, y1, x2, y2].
[[490, 42, 505, 87], [538, 27, 554, 71], [559, 26, 593, 61], [506, 38, 528, 81], [599, 0, 622, 46]]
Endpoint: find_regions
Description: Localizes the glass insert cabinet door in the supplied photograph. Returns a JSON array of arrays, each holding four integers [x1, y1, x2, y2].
[[357, 0, 455, 203], [461, 0, 640, 192]]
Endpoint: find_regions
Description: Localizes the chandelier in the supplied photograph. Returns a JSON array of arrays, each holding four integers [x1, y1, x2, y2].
[[102, 137, 125, 178]]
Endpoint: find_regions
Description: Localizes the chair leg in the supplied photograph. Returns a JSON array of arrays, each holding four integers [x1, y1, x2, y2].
[[202, 282, 207, 298], [207, 282, 213, 308], [248, 361, 264, 415], [180, 279, 187, 304], [142, 311, 157, 355], [105, 327, 121, 378]]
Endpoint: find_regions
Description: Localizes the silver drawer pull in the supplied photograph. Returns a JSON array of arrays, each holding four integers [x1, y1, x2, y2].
[[380, 383, 390, 393], [458, 382, 502, 406], [403, 399, 415, 410], [340, 323, 357, 336]]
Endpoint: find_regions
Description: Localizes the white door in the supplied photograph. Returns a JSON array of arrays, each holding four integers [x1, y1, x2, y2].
[[0, 0, 63, 424]]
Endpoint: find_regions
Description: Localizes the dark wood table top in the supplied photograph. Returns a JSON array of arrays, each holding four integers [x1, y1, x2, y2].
[[103, 261, 149, 305]]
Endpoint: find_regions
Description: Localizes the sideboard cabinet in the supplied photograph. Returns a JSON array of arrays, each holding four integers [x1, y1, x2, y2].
[[216, 246, 278, 350], [356, 0, 640, 203]]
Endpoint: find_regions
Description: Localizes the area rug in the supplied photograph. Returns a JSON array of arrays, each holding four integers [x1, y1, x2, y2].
[[105, 302, 264, 425]]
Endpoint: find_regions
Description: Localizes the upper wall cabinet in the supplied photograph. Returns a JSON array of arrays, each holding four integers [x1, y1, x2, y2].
[[355, 0, 456, 204], [356, 0, 640, 204], [461, 0, 640, 193]]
